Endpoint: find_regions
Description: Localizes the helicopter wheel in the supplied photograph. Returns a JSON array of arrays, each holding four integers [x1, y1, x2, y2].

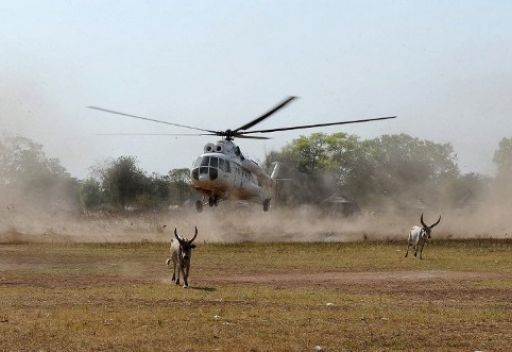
[[263, 199, 271, 212], [195, 200, 203, 213], [208, 197, 216, 207]]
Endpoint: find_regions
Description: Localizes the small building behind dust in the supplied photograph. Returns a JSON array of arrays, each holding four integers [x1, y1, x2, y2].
[[321, 194, 360, 216]]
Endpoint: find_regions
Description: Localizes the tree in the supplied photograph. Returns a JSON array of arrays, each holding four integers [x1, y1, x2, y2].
[[96, 156, 148, 209], [87, 159, 176, 211], [493, 137, 512, 178], [364, 134, 459, 205], [168, 168, 194, 204], [140, 173, 171, 208], [266, 132, 368, 204], [266, 132, 461, 208], [0, 136, 80, 209], [80, 178, 103, 211], [492, 137, 512, 198], [442, 172, 490, 206]]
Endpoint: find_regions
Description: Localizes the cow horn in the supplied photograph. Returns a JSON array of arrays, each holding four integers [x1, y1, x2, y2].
[[189, 226, 198, 243], [174, 228, 183, 243], [420, 213, 427, 228], [430, 215, 441, 228]]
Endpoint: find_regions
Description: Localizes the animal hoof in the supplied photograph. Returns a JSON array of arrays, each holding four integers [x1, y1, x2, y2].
[[183, 284, 188, 288]]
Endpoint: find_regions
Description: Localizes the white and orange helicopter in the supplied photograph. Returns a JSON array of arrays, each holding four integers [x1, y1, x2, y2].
[[88, 97, 395, 212]]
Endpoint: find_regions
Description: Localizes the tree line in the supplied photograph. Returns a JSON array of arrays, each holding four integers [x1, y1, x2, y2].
[[1, 133, 511, 213], [265, 133, 490, 209]]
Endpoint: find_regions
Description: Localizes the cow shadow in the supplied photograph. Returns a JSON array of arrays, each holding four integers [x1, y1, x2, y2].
[[188, 286, 216, 292]]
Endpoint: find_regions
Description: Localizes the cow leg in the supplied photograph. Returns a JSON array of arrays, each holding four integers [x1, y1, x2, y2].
[[180, 266, 188, 288], [171, 261, 176, 282], [405, 242, 410, 257], [175, 264, 181, 285]]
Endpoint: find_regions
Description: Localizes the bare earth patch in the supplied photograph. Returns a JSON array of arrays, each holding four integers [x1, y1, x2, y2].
[[214, 270, 508, 287]]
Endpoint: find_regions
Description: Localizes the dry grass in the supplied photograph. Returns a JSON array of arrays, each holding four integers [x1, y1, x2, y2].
[[1, 240, 512, 351]]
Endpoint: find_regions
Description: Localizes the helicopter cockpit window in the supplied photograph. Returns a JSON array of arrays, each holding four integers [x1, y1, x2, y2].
[[193, 157, 202, 168], [210, 157, 218, 168], [200, 166, 208, 175], [225, 161, 231, 173], [209, 167, 218, 180], [201, 156, 210, 166], [218, 158, 225, 171]]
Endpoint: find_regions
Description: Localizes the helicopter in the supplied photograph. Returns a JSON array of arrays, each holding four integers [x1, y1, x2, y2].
[[88, 96, 396, 212]]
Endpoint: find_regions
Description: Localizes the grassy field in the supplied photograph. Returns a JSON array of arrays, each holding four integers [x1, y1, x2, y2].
[[1, 240, 512, 351]]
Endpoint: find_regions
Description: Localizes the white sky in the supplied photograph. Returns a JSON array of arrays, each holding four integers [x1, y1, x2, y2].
[[1, 1, 511, 177]]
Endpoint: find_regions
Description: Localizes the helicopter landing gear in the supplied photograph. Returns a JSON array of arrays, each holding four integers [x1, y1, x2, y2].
[[195, 200, 203, 213], [263, 199, 271, 212], [208, 196, 219, 207]]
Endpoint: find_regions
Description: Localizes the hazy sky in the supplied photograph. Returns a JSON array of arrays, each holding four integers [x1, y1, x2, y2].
[[1, 1, 511, 178]]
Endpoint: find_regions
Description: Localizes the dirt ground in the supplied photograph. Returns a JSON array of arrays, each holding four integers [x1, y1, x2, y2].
[[215, 270, 507, 286], [1, 241, 512, 351]]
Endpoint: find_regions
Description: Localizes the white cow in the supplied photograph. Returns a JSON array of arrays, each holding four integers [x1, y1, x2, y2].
[[405, 214, 441, 260], [166, 227, 198, 288]]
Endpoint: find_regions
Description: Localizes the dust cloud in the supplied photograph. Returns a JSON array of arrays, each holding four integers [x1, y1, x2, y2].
[[1, 199, 511, 244]]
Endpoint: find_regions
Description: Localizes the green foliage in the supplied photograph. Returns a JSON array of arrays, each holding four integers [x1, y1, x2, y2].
[[271, 133, 362, 204], [267, 132, 463, 207], [80, 178, 103, 210], [363, 134, 459, 204], [95, 156, 149, 209], [140, 173, 172, 208], [88, 159, 192, 210]]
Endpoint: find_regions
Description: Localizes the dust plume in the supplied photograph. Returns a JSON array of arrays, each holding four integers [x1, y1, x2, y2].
[[1, 197, 512, 243]]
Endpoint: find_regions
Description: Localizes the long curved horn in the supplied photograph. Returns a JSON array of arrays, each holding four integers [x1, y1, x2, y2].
[[430, 215, 442, 228], [420, 213, 427, 228], [189, 226, 198, 243], [174, 228, 183, 243]]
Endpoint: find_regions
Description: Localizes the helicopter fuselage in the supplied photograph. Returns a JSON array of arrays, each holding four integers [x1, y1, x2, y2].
[[190, 140, 273, 206]]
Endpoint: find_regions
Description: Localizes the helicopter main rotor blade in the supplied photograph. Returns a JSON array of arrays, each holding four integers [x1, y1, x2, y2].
[[96, 133, 205, 136], [87, 106, 218, 134], [240, 116, 397, 135], [233, 96, 297, 133], [233, 135, 271, 140]]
